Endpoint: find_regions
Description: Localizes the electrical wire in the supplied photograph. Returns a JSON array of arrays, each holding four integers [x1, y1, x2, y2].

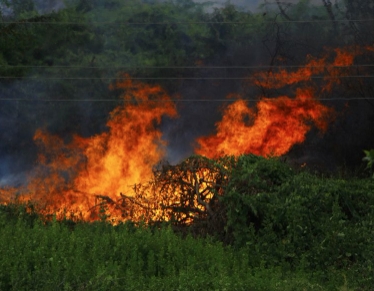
[[1, 65, 374, 69], [0, 75, 373, 80], [1, 19, 374, 25], [0, 97, 373, 102]]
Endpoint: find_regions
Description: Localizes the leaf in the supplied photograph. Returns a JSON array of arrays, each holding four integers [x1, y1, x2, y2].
[[363, 149, 374, 171]]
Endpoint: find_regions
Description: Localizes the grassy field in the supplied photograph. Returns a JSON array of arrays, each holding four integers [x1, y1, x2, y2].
[[1, 155, 373, 290], [0, 213, 353, 291]]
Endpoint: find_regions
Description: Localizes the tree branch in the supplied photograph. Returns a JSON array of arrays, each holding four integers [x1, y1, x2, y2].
[[193, 172, 214, 217], [276, 0, 292, 21]]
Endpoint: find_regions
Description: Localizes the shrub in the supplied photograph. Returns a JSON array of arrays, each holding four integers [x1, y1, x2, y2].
[[221, 154, 374, 287]]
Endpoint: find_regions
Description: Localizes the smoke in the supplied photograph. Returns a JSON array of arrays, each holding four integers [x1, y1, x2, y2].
[[0, 157, 27, 187], [1, 0, 374, 192], [0, 0, 65, 17], [191, 0, 323, 13], [192, 0, 258, 12], [33, 0, 65, 13]]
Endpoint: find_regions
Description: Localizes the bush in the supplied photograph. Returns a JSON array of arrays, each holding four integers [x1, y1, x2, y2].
[[221, 154, 374, 287]]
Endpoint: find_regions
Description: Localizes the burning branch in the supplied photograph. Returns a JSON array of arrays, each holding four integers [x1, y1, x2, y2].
[[129, 156, 235, 227], [119, 192, 152, 211], [193, 172, 213, 217]]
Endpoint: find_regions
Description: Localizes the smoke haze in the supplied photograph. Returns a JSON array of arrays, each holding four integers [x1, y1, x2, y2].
[[1, 0, 374, 188]]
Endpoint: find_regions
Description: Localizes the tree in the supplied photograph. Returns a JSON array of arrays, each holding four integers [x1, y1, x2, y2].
[[0, 0, 35, 19]]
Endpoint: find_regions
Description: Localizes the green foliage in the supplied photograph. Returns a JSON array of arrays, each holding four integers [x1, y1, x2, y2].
[[363, 149, 374, 178], [1, 155, 374, 290], [220, 155, 374, 288], [0, 0, 35, 19], [222, 155, 295, 246], [0, 202, 41, 227], [0, 211, 328, 291]]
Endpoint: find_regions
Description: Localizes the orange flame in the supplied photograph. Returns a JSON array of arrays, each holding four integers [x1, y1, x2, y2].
[[195, 45, 374, 159], [1, 44, 373, 223], [12, 76, 177, 221], [253, 46, 368, 91], [195, 88, 332, 158]]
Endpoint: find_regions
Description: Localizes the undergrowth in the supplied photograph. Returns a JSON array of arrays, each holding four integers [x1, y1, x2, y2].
[[0, 212, 356, 291], [0, 155, 373, 290]]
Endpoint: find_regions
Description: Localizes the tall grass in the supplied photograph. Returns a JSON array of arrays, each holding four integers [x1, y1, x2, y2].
[[0, 208, 348, 291]]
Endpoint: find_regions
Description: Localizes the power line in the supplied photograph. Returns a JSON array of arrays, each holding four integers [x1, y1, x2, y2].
[[0, 75, 373, 80], [0, 97, 373, 102], [1, 19, 374, 25], [1, 65, 374, 69]]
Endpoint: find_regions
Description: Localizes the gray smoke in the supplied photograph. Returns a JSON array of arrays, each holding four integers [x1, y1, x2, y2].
[[0, 0, 373, 188], [33, 0, 65, 13]]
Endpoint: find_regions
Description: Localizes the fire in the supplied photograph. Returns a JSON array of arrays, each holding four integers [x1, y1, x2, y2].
[[252, 58, 325, 89], [8, 76, 177, 221], [195, 88, 332, 158], [73, 77, 177, 198], [253, 46, 366, 91], [195, 45, 374, 159], [176, 45, 373, 221], [1, 44, 373, 223]]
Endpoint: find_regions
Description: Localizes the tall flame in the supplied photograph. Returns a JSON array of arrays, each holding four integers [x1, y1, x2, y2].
[[1, 44, 373, 222], [195, 88, 332, 158], [16, 76, 177, 220], [195, 45, 374, 158]]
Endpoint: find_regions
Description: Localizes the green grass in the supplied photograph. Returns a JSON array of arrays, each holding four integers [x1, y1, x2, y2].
[[1, 155, 373, 290], [0, 209, 367, 291]]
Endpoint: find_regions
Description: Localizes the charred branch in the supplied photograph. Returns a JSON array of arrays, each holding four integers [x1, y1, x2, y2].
[[193, 172, 214, 217], [275, 0, 292, 21], [160, 203, 206, 215], [119, 192, 154, 211], [322, 0, 337, 32]]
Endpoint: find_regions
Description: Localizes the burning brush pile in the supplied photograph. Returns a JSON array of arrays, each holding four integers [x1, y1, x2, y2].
[[1, 45, 373, 227]]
